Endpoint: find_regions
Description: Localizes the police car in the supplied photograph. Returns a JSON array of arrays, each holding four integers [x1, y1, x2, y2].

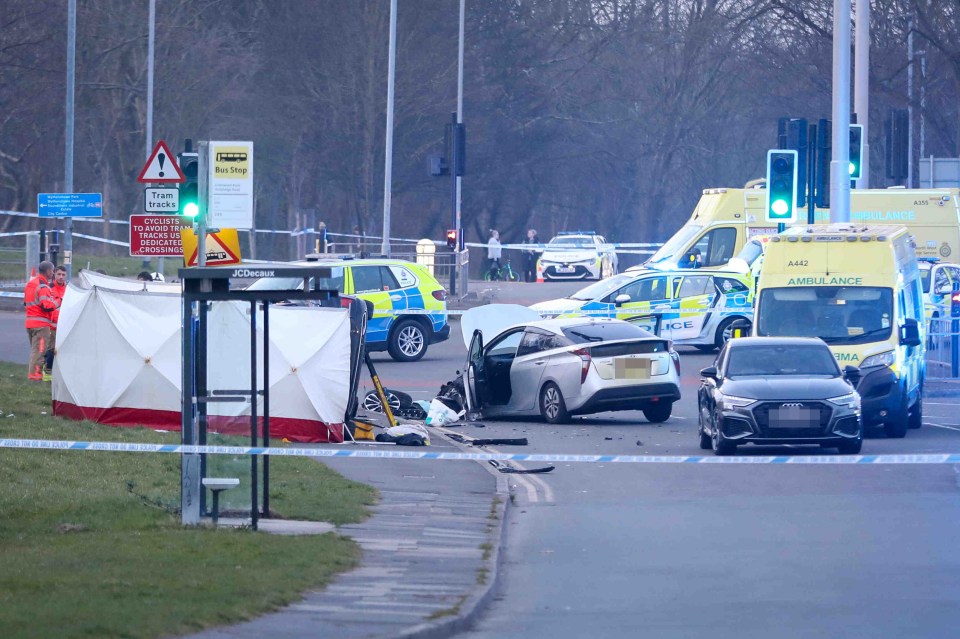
[[530, 268, 753, 350], [919, 260, 960, 319], [537, 232, 617, 281], [247, 258, 449, 362]]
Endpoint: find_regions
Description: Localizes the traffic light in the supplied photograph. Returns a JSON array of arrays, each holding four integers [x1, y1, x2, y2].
[[178, 151, 199, 219], [778, 118, 808, 207], [766, 149, 798, 223], [951, 289, 960, 319], [849, 124, 863, 180], [446, 229, 457, 249]]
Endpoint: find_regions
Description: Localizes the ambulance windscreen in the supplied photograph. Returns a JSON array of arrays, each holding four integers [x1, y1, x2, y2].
[[757, 286, 893, 345]]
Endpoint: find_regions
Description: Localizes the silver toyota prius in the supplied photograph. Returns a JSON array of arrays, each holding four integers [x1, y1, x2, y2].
[[463, 310, 681, 424]]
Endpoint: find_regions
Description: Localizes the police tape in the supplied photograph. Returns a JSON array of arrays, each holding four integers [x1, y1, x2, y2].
[[1, 438, 958, 465], [376, 307, 751, 319]]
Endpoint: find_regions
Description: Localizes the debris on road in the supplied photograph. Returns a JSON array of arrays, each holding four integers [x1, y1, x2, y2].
[[375, 424, 431, 446], [489, 460, 554, 474]]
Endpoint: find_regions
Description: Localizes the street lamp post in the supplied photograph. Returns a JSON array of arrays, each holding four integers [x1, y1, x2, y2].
[[381, 0, 397, 257]]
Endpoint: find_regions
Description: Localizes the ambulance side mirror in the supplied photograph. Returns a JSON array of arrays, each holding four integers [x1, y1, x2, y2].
[[900, 318, 921, 347], [729, 318, 752, 339]]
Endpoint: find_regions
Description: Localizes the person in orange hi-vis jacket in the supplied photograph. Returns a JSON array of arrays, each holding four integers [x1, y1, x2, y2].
[[43, 264, 68, 381], [24, 261, 57, 381]]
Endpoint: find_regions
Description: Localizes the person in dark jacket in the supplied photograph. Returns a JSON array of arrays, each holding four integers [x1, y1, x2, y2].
[[521, 228, 541, 282]]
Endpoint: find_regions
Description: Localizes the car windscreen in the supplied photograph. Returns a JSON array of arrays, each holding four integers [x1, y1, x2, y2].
[[647, 225, 703, 264], [568, 273, 635, 301], [246, 267, 345, 293], [726, 344, 840, 377], [549, 236, 592, 247], [561, 322, 652, 343], [756, 286, 893, 345]]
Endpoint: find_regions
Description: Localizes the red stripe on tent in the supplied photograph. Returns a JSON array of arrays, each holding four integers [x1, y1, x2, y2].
[[52, 401, 344, 443]]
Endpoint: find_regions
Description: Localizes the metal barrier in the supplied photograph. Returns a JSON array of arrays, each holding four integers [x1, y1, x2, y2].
[[926, 315, 960, 378]]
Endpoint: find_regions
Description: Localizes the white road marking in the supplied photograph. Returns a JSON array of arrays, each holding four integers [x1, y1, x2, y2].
[[434, 427, 552, 504], [926, 422, 960, 433]]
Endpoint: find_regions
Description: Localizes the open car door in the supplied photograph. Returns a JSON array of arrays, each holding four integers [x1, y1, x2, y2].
[[464, 329, 487, 413]]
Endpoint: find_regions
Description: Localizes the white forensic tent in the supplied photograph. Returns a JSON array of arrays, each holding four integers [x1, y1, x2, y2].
[[52, 280, 352, 442]]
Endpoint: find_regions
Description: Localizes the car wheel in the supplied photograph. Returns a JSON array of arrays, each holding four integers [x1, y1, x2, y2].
[[908, 397, 922, 429], [388, 319, 428, 362], [698, 410, 712, 450], [539, 382, 570, 424], [362, 390, 402, 414], [711, 421, 735, 456], [643, 401, 672, 423], [883, 416, 908, 439], [714, 317, 738, 349], [837, 438, 863, 455]]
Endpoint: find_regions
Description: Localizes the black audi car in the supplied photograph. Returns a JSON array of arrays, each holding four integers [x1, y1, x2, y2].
[[697, 337, 863, 455]]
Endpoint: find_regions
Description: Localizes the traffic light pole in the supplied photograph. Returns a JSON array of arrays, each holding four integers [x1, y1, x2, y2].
[[198, 141, 208, 267]]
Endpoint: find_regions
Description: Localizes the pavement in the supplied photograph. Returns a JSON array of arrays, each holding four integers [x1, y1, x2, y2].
[[188, 440, 510, 639]]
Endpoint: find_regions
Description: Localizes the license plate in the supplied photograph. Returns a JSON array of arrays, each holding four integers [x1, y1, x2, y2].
[[555, 266, 575, 273], [614, 357, 650, 379], [769, 406, 817, 428]]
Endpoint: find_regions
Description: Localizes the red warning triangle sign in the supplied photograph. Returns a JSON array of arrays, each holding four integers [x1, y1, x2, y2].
[[138, 140, 185, 184]]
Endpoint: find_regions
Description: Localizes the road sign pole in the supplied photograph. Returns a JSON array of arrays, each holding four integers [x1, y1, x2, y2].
[[198, 141, 208, 267], [64, 0, 77, 280]]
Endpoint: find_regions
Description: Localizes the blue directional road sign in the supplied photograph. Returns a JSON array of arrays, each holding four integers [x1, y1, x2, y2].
[[37, 192, 103, 218]]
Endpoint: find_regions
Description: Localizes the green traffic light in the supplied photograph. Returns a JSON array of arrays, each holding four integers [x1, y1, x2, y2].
[[183, 201, 199, 218], [771, 199, 789, 216], [849, 162, 856, 176]]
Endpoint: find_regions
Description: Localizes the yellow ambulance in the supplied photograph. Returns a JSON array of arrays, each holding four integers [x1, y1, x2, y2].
[[752, 224, 925, 438], [647, 186, 960, 270]]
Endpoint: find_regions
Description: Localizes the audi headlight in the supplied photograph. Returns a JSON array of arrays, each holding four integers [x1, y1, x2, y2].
[[828, 392, 861, 410], [720, 394, 756, 410], [861, 350, 895, 368]]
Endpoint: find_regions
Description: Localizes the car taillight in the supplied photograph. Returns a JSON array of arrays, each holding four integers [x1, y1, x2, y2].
[[574, 347, 591, 383], [340, 296, 353, 309], [670, 351, 680, 375], [432, 289, 446, 301]]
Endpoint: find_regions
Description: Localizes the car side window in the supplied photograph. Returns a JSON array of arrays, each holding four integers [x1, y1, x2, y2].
[[487, 331, 524, 358], [518, 330, 569, 356], [678, 275, 711, 298], [715, 276, 749, 294], [389, 266, 418, 289], [635, 276, 667, 302], [351, 266, 384, 293], [691, 227, 738, 268], [380, 266, 401, 291]]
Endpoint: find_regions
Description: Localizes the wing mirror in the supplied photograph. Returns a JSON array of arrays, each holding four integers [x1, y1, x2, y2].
[[936, 283, 953, 296], [900, 318, 921, 347], [842, 365, 862, 387], [700, 366, 718, 380], [614, 293, 631, 307], [728, 318, 752, 339]]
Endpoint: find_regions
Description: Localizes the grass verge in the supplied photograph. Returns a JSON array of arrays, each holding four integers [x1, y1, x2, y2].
[[0, 361, 377, 639]]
